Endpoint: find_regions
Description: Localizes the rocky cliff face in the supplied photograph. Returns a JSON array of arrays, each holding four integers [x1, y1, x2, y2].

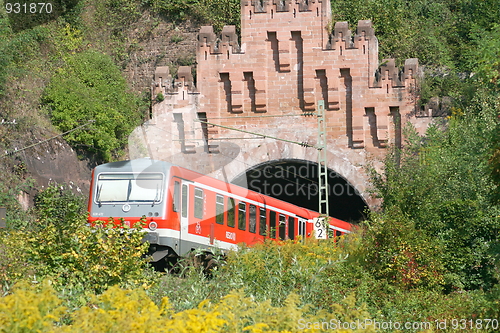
[[122, 20, 199, 94]]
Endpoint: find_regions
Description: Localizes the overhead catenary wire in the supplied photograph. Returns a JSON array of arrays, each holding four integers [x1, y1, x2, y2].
[[3, 120, 95, 157], [195, 119, 320, 150]]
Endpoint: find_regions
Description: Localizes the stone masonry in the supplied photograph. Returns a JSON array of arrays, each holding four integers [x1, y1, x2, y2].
[[131, 0, 424, 208]]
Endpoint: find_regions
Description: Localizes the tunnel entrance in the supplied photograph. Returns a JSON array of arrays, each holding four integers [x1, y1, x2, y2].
[[231, 159, 368, 222]]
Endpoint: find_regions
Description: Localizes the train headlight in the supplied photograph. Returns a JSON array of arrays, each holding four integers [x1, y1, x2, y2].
[[149, 221, 158, 231]]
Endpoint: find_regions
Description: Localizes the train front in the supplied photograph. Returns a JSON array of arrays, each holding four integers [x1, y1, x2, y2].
[[88, 158, 169, 233]]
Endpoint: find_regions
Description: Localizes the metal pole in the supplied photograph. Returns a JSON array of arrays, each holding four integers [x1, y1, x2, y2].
[[317, 100, 329, 217]]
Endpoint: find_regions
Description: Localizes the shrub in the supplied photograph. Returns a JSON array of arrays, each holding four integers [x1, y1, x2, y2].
[[0, 230, 37, 290], [22, 184, 153, 292], [369, 107, 500, 290], [357, 213, 446, 289], [0, 282, 374, 333], [27, 217, 152, 293], [156, 92, 165, 102], [33, 182, 86, 230], [43, 50, 146, 162], [0, 281, 66, 332]]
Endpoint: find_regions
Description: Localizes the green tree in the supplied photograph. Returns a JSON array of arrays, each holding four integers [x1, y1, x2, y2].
[[370, 105, 500, 290], [330, 0, 500, 70], [468, 24, 500, 94], [466, 24, 500, 205], [43, 50, 145, 161]]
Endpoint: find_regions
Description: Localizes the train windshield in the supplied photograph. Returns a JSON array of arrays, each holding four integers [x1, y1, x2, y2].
[[95, 173, 164, 204]]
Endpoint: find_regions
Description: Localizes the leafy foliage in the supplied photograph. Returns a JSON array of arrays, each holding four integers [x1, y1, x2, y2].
[[2, 236, 497, 332], [0, 281, 66, 332], [33, 182, 86, 229], [43, 50, 146, 161], [359, 213, 445, 289], [0, 230, 35, 289], [468, 24, 500, 93], [330, 0, 500, 70], [0, 12, 49, 98], [5, 0, 82, 33], [0, 184, 153, 293], [0, 282, 373, 333], [0, 177, 35, 229], [27, 217, 151, 293], [490, 143, 500, 204], [369, 105, 500, 290]]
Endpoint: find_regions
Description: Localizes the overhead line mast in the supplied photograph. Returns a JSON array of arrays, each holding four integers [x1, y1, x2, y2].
[[316, 100, 329, 218]]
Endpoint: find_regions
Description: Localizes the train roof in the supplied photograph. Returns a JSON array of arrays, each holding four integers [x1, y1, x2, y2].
[[94, 158, 171, 173]]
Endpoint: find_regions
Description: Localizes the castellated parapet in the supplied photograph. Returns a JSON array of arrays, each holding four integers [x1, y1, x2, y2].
[[139, 0, 423, 208], [192, 0, 419, 149]]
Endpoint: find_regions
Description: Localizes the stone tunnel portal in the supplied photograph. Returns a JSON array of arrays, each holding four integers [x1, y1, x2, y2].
[[231, 159, 368, 223]]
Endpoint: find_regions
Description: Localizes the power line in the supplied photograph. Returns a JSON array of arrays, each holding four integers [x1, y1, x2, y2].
[[195, 119, 318, 149], [3, 120, 95, 157]]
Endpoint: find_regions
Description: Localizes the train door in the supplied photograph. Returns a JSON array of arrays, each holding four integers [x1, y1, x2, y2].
[[179, 181, 190, 255], [298, 217, 307, 240]]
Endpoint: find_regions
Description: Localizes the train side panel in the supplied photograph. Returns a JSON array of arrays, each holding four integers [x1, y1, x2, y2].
[[88, 159, 353, 261]]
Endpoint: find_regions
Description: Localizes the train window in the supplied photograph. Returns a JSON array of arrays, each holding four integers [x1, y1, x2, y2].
[[181, 185, 188, 218], [269, 211, 276, 239], [249, 204, 256, 233], [336, 230, 342, 238], [96, 173, 163, 204], [278, 214, 286, 240], [173, 181, 180, 212], [238, 202, 246, 231], [259, 208, 267, 236], [194, 188, 204, 219], [227, 198, 235, 227], [215, 194, 224, 225], [288, 216, 295, 240]]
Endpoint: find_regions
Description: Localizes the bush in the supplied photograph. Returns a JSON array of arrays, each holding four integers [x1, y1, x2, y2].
[[0, 184, 153, 293], [156, 92, 165, 102], [369, 105, 500, 290], [0, 281, 66, 332], [0, 282, 373, 333], [0, 230, 36, 289], [1, 230, 498, 331], [43, 50, 146, 162], [33, 183, 86, 230], [26, 216, 152, 293], [357, 213, 445, 289]]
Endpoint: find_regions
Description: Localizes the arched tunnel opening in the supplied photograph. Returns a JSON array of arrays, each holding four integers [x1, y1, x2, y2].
[[231, 159, 368, 223]]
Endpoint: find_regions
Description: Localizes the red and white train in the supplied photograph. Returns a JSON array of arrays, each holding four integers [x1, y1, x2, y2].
[[88, 159, 352, 265]]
